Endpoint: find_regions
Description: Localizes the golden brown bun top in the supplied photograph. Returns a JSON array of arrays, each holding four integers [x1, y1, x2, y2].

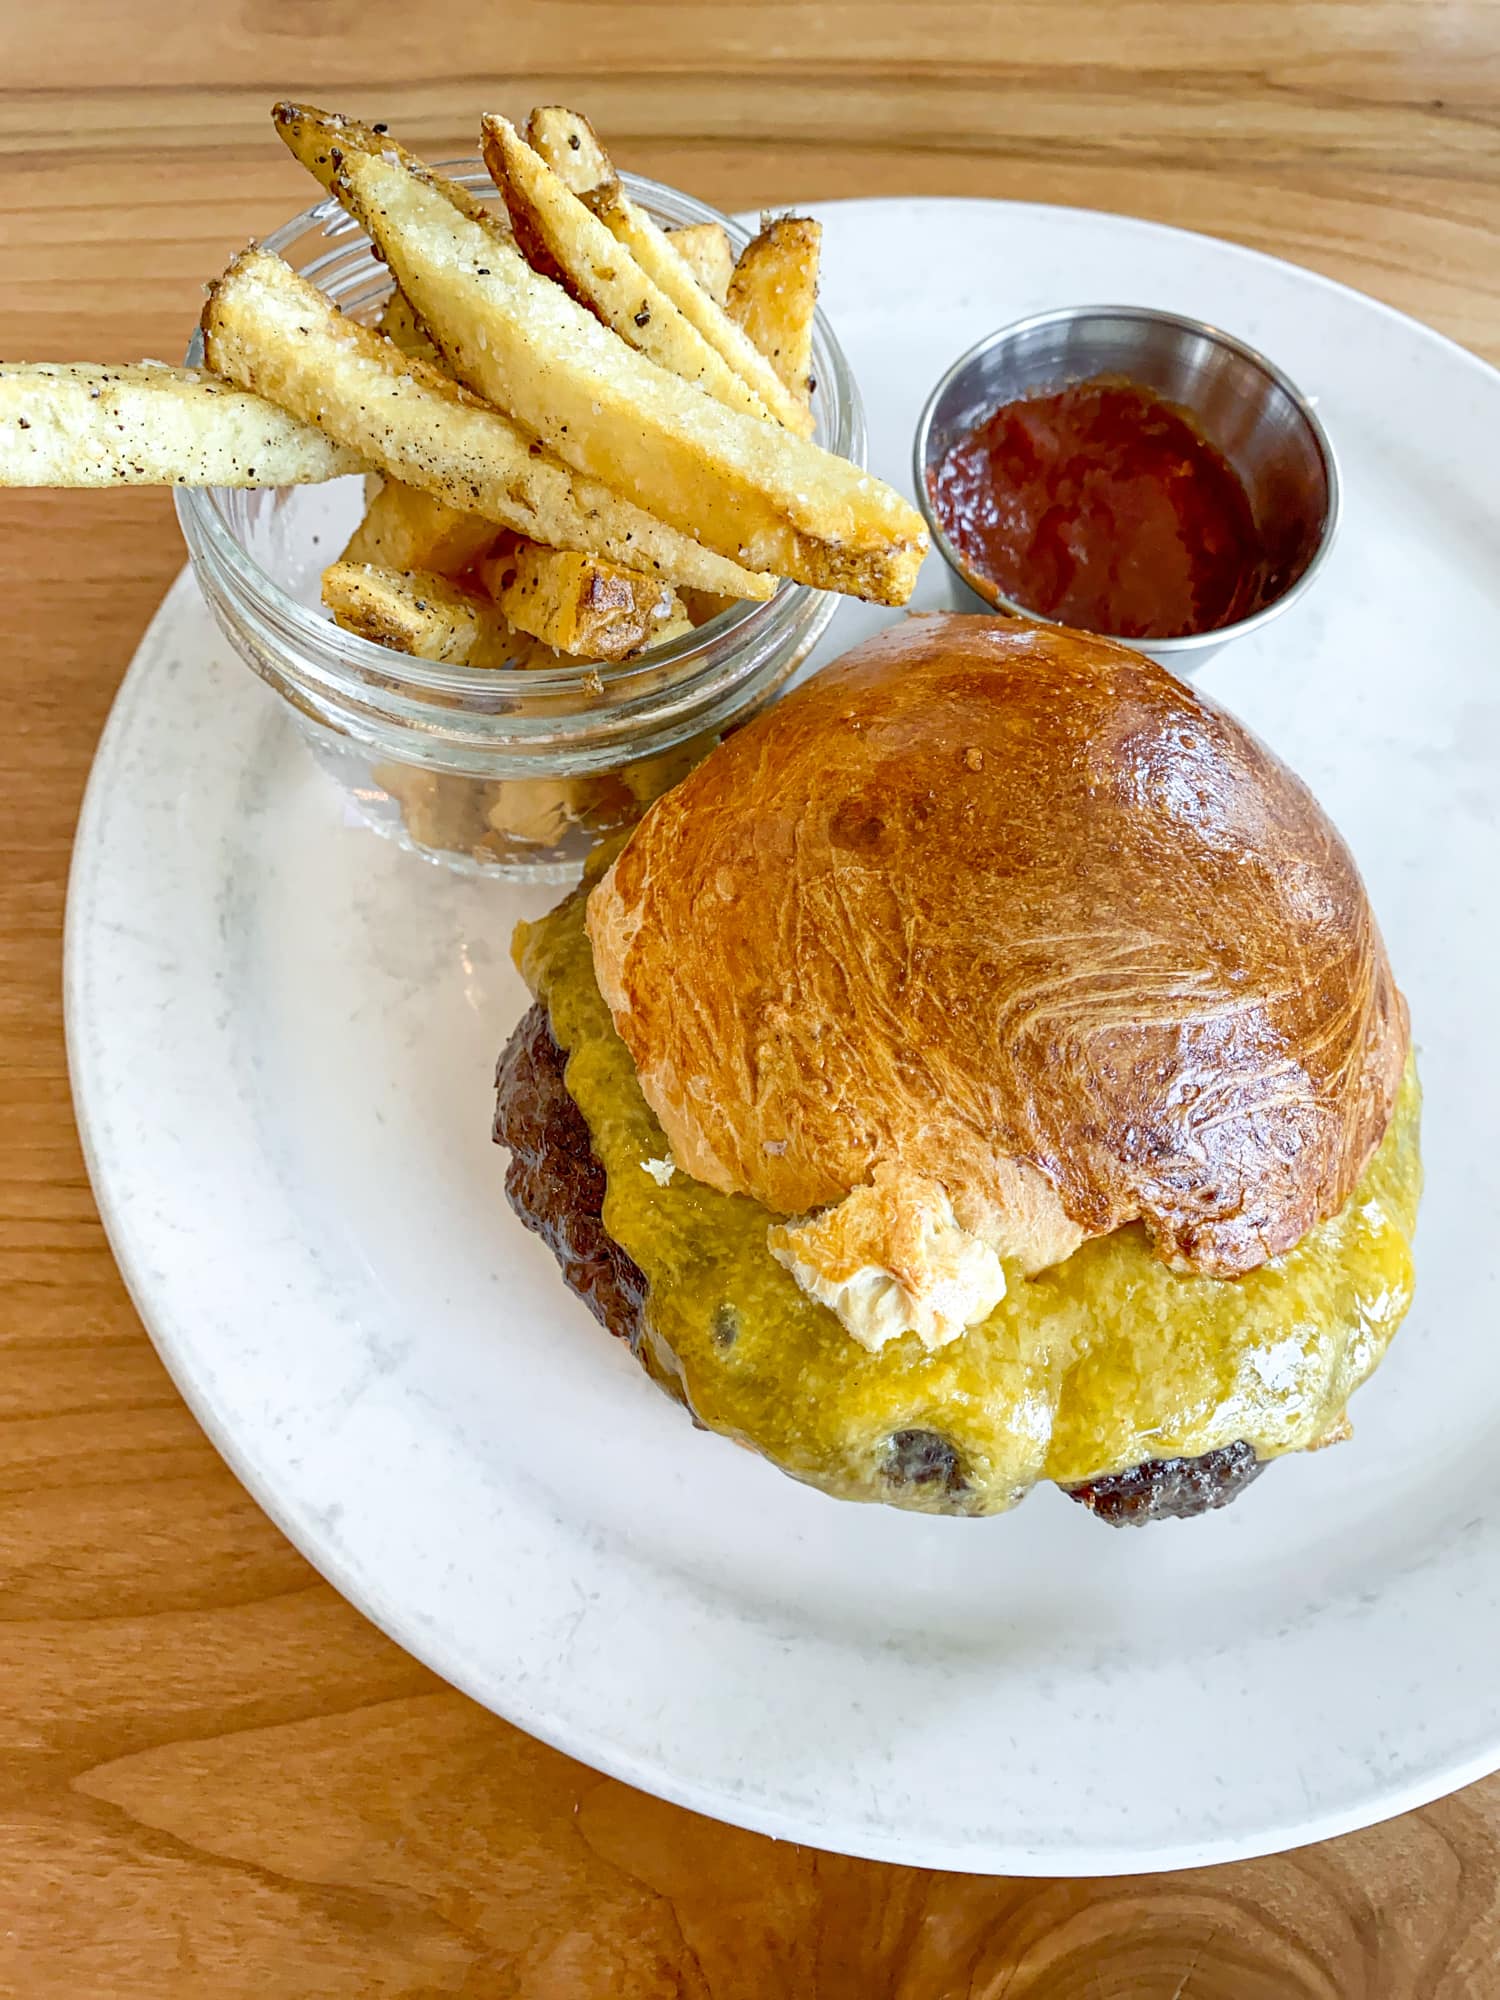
[[587, 615, 1409, 1277]]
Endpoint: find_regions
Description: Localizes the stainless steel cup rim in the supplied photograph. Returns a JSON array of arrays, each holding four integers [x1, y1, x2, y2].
[[912, 303, 1342, 660]]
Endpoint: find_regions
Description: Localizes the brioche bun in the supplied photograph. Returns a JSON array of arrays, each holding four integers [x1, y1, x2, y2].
[[587, 614, 1407, 1283]]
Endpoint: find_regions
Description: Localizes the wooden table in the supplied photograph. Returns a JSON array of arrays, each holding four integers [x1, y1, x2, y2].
[[4, 5, 1498, 1991]]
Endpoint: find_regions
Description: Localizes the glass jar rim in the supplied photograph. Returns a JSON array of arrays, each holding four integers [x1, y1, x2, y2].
[[176, 162, 864, 705]]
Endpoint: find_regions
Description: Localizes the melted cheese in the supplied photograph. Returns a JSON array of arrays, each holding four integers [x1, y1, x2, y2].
[[515, 888, 1423, 1516]]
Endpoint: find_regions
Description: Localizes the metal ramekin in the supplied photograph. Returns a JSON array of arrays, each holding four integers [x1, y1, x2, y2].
[[912, 304, 1341, 672]]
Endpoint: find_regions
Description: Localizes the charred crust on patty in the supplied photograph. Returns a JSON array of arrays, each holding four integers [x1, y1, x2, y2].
[[494, 1003, 647, 1348], [1064, 1439, 1266, 1527]]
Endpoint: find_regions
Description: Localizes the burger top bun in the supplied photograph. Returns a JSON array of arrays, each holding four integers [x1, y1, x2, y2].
[[587, 614, 1408, 1304]]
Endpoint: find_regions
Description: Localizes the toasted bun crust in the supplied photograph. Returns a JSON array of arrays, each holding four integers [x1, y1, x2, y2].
[[587, 615, 1409, 1278]]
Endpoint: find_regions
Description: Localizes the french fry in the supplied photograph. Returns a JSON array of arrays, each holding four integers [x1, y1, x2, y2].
[[322, 561, 517, 666], [0, 362, 360, 487], [272, 100, 509, 244], [374, 756, 608, 856], [344, 289, 492, 570], [331, 154, 926, 604], [618, 733, 709, 804], [526, 106, 814, 438], [477, 540, 686, 660], [480, 776, 599, 847], [727, 216, 821, 411], [341, 479, 498, 574], [510, 631, 593, 671], [525, 106, 617, 207], [376, 763, 485, 853], [480, 116, 774, 422], [678, 587, 740, 626], [270, 87, 516, 614], [645, 611, 695, 647], [201, 248, 774, 601], [377, 287, 440, 366], [667, 222, 734, 306], [342, 568, 599, 855]]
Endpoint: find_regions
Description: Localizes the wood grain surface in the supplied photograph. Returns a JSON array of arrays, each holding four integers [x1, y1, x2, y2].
[[3, 4, 1499, 1992]]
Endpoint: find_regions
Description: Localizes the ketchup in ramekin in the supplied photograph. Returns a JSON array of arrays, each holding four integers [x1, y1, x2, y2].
[[927, 377, 1277, 643]]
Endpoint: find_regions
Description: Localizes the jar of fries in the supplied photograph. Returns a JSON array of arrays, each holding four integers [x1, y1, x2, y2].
[[177, 165, 859, 881]]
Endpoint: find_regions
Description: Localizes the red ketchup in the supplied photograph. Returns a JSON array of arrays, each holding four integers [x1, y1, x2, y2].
[[929, 377, 1276, 641]]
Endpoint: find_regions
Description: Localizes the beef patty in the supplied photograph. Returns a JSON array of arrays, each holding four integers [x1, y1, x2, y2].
[[494, 1002, 1266, 1525]]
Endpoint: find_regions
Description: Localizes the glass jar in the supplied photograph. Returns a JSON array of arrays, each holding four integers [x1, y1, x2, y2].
[[176, 164, 860, 881]]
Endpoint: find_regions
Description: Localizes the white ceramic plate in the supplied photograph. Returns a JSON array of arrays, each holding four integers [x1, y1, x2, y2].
[[67, 199, 1500, 1875]]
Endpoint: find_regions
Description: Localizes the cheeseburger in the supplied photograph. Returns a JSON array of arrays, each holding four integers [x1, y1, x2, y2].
[[495, 615, 1420, 1524]]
